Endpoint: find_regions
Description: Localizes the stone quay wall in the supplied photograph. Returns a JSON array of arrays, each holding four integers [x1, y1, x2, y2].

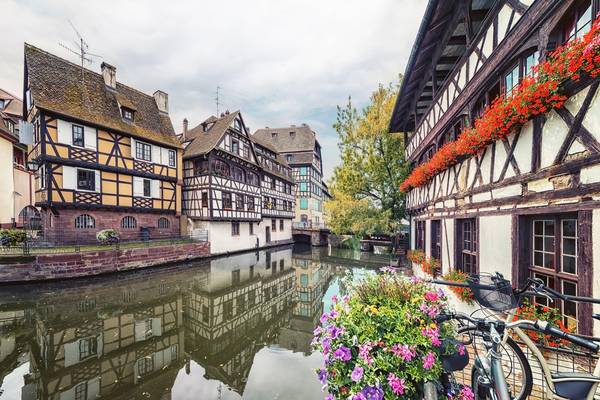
[[0, 241, 210, 283]]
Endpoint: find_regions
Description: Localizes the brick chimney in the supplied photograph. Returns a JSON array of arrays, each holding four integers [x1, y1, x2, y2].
[[101, 62, 116, 89], [183, 118, 188, 140], [153, 90, 168, 114]]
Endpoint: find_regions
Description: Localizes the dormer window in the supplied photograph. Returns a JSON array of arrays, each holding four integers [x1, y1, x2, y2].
[[0, 100, 5, 109], [271, 132, 278, 138], [289, 131, 295, 138], [6, 120, 14, 134], [286, 155, 293, 162], [122, 107, 134, 121], [234, 119, 242, 132]]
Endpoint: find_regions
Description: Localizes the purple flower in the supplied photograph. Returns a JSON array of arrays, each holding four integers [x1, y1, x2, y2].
[[329, 309, 339, 319], [327, 324, 345, 340], [423, 351, 436, 369], [325, 395, 335, 400], [322, 337, 331, 354], [360, 385, 384, 400], [351, 365, 364, 382], [320, 312, 328, 324], [387, 373, 406, 396], [352, 394, 367, 400], [316, 368, 327, 385], [333, 346, 352, 362], [379, 266, 398, 273]]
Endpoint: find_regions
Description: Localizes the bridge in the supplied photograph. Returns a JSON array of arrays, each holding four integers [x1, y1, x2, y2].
[[292, 222, 330, 246]]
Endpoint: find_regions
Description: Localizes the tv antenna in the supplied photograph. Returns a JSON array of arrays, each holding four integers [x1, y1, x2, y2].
[[59, 20, 102, 83], [215, 86, 221, 116]]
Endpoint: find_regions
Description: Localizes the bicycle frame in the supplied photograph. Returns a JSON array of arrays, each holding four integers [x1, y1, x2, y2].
[[500, 310, 600, 400]]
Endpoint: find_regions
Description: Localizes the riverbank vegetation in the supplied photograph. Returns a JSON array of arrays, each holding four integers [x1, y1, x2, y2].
[[325, 81, 410, 237]]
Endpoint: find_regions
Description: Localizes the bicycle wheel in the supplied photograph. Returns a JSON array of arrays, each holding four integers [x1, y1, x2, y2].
[[457, 326, 533, 400], [471, 367, 492, 400]]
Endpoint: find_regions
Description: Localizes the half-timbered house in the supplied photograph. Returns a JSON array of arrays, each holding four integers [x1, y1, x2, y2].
[[253, 124, 329, 229], [252, 134, 296, 243], [24, 44, 182, 244], [181, 111, 293, 253], [391, 0, 600, 335]]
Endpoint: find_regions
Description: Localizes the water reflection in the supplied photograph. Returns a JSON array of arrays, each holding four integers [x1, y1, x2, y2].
[[0, 246, 389, 400]]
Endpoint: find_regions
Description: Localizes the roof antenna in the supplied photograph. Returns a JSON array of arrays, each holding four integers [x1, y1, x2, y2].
[[215, 85, 221, 116], [59, 20, 102, 84]]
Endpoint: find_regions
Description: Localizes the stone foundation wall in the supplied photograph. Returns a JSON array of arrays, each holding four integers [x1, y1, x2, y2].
[[40, 208, 181, 244], [0, 241, 209, 282]]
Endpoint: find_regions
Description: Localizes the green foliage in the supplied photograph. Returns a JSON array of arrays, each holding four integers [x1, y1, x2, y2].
[[96, 229, 120, 245], [326, 80, 410, 236], [312, 271, 459, 399], [0, 229, 27, 246]]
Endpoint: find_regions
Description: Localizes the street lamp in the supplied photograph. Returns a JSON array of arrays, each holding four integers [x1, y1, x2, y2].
[[26, 158, 39, 172]]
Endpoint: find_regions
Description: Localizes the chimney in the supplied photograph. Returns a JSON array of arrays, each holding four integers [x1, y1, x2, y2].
[[225, 110, 230, 115], [101, 62, 116, 89], [153, 90, 168, 114], [183, 118, 188, 140]]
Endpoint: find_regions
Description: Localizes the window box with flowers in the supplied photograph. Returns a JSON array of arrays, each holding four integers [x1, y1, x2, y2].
[[407, 250, 441, 277]]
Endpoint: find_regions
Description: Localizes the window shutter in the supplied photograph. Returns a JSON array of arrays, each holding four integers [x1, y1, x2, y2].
[[134, 320, 146, 342], [87, 377, 101, 399], [57, 119, 72, 145], [133, 177, 143, 197], [96, 333, 103, 357], [64, 340, 79, 367], [63, 166, 76, 190], [95, 171, 101, 192], [152, 317, 162, 336], [84, 126, 97, 150], [152, 144, 160, 163], [151, 180, 160, 199], [131, 138, 137, 159], [161, 147, 169, 166]]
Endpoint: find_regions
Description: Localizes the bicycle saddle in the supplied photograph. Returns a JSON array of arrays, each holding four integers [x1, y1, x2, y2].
[[592, 313, 600, 321], [551, 372, 600, 400]]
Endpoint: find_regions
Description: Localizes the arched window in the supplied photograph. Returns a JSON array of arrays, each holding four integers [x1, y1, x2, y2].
[[158, 217, 170, 229], [18, 206, 41, 230], [121, 216, 137, 229], [75, 214, 95, 229]]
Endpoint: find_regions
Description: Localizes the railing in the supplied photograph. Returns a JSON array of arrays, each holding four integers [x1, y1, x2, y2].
[[0, 232, 207, 256], [292, 222, 328, 230]]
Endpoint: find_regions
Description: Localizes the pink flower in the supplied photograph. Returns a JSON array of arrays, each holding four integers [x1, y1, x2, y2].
[[424, 291, 439, 302], [391, 344, 416, 361], [351, 366, 364, 382], [358, 343, 374, 366], [423, 352, 436, 369], [387, 373, 406, 396], [458, 343, 466, 356], [422, 326, 441, 347]]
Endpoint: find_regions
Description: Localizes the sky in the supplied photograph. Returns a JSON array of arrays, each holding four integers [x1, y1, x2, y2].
[[0, 0, 427, 180]]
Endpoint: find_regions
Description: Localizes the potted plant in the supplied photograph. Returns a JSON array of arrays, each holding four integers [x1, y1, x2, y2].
[[96, 229, 120, 245]]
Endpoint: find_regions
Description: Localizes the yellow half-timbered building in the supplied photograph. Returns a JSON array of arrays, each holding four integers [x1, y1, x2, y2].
[[23, 44, 183, 243]]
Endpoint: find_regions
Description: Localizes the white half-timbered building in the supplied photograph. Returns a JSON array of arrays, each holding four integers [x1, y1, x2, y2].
[[181, 111, 294, 253], [391, 0, 600, 336]]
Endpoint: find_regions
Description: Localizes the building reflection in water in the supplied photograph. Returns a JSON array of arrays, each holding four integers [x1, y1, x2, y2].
[[0, 245, 362, 400]]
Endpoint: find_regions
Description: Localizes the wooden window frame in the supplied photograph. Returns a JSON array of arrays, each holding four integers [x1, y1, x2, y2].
[[135, 141, 152, 162], [431, 219, 442, 261], [415, 219, 426, 251], [247, 195, 255, 211], [75, 214, 95, 229], [143, 179, 151, 198], [157, 217, 170, 229], [222, 192, 232, 209], [455, 218, 478, 275], [279, 219, 284, 231], [271, 219, 277, 232], [249, 222, 254, 235], [231, 221, 240, 236], [168, 150, 176, 167], [121, 216, 137, 229], [236, 193, 244, 210], [201, 192, 208, 208], [76, 168, 96, 192], [72, 124, 85, 148]]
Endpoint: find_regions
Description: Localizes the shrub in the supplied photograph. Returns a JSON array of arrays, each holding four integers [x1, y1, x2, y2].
[[96, 229, 120, 245], [312, 270, 460, 399], [0, 229, 27, 246], [442, 270, 474, 305]]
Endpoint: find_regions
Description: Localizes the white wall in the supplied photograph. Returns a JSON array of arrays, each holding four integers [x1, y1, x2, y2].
[[478, 215, 513, 280], [441, 218, 455, 274], [0, 139, 15, 224]]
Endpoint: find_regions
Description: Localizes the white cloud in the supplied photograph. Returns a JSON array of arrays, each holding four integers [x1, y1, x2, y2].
[[0, 0, 426, 179]]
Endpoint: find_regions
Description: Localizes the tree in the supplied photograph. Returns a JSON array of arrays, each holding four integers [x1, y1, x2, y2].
[[325, 80, 410, 236]]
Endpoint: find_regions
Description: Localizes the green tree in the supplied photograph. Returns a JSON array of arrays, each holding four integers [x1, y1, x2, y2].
[[325, 80, 409, 236]]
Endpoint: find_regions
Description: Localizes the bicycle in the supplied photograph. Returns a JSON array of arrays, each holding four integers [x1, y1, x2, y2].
[[434, 273, 600, 400]]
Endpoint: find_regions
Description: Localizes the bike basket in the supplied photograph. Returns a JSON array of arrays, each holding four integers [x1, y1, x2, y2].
[[468, 274, 518, 312]]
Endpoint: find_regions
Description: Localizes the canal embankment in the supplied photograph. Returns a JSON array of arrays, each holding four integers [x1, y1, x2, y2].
[[0, 240, 210, 282]]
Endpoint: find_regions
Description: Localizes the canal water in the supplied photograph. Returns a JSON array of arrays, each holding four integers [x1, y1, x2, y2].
[[0, 245, 390, 400]]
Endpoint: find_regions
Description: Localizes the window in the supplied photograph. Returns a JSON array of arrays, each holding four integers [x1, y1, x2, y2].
[[236, 193, 244, 210], [135, 141, 152, 161], [271, 219, 277, 231], [231, 222, 240, 236], [565, 1, 592, 42], [224, 300, 233, 320], [249, 222, 254, 235], [74, 382, 87, 400], [524, 51, 539, 77], [168, 150, 176, 167], [300, 198, 308, 210], [247, 171, 259, 186], [271, 132, 278, 138], [222, 192, 232, 209], [75, 214, 95, 229], [231, 139, 239, 155], [79, 337, 97, 360], [242, 145, 249, 158], [122, 108, 134, 121], [280, 259, 284, 270], [0, 99, 4, 109], [13, 147, 24, 166], [286, 154, 293, 162], [271, 179, 276, 190], [431, 220, 441, 261], [299, 182, 308, 192], [202, 192, 208, 207], [456, 218, 478, 275], [529, 215, 580, 332], [415, 220, 426, 251], [212, 159, 230, 177], [232, 166, 245, 182], [279, 219, 284, 231], [6, 120, 14, 133], [77, 169, 96, 191], [143, 179, 151, 197], [121, 216, 137, 229], [299, 166, 308, 176], [158, 217, 170, 229], [193, 159, 208, 175], [232, 269, 240, 284], [247, 196, 255, 211], [504, 64, 520, 96], [202, 305, 209, 323], [137, 356, 154, 377]]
